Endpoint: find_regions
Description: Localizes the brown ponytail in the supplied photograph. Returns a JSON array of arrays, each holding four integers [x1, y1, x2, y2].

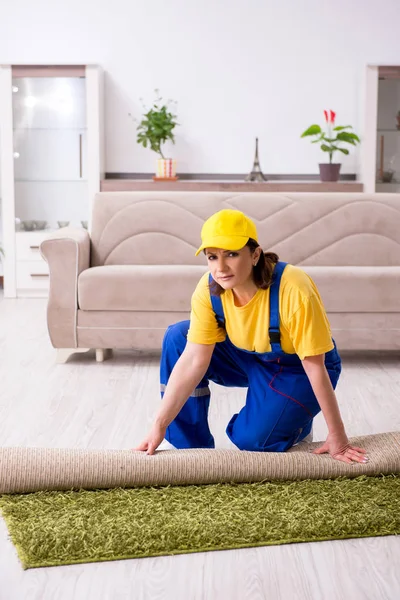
[[247, 238, 279, 289]]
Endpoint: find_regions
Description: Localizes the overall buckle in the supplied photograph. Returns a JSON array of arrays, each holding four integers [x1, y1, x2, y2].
[[269, 330, 281, 344]]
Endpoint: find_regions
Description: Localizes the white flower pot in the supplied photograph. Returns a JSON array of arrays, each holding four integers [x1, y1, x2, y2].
[[155, 158, 177, 179]]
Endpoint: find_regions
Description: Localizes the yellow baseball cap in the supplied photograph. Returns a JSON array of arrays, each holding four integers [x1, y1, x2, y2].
[[195, 209, 258, 256]]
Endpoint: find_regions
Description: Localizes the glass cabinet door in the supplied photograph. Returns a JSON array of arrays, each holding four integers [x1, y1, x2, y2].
[[376, 77, 400, 192], [12, 76, 88, 231]]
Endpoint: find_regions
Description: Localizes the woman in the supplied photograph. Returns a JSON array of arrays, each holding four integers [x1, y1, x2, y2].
[[136, 209, 368, 464]]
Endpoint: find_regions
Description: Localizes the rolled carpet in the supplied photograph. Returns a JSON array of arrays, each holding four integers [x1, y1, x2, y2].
[[1, 432, 399, 494]]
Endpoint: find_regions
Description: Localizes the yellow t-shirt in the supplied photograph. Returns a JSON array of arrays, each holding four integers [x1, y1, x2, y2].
[[187, 265, 334, 360]]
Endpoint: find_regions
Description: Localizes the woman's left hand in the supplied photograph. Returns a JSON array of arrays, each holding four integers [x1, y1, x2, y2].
[[313, 429, 369, 464]]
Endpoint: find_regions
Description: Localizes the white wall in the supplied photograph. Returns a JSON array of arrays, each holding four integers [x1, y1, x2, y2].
[[1, 0, 400, 175]]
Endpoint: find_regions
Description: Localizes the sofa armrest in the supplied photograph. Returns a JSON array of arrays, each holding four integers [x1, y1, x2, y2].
[[40, 227, 90, 348]]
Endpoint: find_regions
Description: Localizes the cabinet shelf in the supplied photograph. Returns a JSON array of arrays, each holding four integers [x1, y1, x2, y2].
[[13, 127, 87, 131], [15, 179, 87, 183], [377, 128, 400, 132]]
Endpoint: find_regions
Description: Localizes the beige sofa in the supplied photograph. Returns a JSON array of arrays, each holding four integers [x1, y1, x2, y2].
[[40, 192, 400, 361]]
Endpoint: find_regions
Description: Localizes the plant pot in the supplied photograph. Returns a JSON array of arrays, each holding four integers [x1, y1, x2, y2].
[[382, 170, 394, 183], [319, 163, 341, 182], [154, 158, 178, 181]]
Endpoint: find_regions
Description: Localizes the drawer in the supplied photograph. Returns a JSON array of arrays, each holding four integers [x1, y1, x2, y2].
[[16, 231, 53, 262], [16, 260, 50, 290]]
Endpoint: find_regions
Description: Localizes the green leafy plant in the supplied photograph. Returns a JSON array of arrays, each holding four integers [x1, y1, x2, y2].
[[131, 90, 179, 159], [301, 110, 360, 164]]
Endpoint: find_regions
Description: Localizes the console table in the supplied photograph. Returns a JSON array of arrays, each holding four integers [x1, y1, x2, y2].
[[101, 180, 363, 192]]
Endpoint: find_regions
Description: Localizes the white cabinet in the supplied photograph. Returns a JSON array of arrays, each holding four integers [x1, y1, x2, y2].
[[375, 77, 400, 193], [361, 65, 400, 193], [15, 232, 50, 297], [12, 76, 87, 130], [14, 181, 88, 227], [0, 64, 104, 298], [13, 129, 87, 182]]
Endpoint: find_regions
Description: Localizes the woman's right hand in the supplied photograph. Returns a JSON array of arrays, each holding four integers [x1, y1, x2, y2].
[[133, 421, 167, 455]]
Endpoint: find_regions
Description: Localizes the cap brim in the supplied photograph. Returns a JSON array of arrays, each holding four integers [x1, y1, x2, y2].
[[195, 235, 249, 256]]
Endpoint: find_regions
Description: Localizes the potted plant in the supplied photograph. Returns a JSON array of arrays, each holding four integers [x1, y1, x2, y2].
[[301, 110, 360, 182], [132, 90, 179, 180]]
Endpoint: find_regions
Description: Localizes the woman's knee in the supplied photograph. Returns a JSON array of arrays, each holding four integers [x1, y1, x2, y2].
[[325, 347, 342, 389], [230, 430, 280, 452], [227, 419, 296, 453], [232, 431, 293, 453], [163, 320, 190, 350], [227, 420, 269, 452], [232, 431, 262, 452], [326, 360, 342, 390], [160, 321, 191, 383]]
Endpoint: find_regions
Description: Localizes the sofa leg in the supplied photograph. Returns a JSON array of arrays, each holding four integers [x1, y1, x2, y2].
[[96, 349, 113, 362], [56, 348, 91, 364]]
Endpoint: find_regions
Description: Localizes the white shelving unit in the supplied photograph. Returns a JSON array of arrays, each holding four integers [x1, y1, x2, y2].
[[0, 64, 104, 298], [361, 65, 400, 193]]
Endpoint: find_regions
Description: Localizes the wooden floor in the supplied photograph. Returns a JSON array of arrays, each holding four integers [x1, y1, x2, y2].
[[0, 295, 399, 600]]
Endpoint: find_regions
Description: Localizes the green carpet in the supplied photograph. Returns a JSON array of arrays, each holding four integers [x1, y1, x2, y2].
[[1, 475, 399, 569]]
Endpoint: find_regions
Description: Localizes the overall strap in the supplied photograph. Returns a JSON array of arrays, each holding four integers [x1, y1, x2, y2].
[[209, 261, 288, 347], [269, 261, 288, 352], [208, 272, 225, 328]]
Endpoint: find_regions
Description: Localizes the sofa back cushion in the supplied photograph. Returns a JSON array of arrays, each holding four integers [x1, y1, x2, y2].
[[90, 192, 400, 267]]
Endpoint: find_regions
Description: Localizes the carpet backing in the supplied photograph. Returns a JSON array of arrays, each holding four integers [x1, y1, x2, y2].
[[0, 432, 399, 494]]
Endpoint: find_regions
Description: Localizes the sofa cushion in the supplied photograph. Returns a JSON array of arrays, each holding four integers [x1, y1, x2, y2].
[[78, 265, 400, 313], [78, 265, 208, 311], [90, 193, 400, 267], [303, 266, 400, 312]]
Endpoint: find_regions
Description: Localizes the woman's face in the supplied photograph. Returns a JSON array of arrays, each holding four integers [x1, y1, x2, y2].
[[205, 245, 261, 291]]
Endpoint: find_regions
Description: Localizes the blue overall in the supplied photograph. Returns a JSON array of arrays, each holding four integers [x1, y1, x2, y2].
[[160, 261, 342, 452]]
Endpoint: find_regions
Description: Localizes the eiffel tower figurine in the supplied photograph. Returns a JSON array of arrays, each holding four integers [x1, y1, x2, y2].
[[245, 137, 267, 182]]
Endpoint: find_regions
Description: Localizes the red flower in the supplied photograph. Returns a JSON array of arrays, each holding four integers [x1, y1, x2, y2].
[[324, 110, 336, 124]]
